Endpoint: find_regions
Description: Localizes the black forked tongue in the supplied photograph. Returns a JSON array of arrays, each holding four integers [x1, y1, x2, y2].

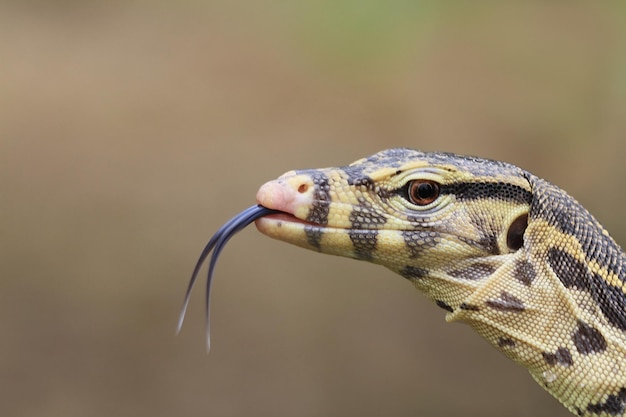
[[177, 204, 282, 351]]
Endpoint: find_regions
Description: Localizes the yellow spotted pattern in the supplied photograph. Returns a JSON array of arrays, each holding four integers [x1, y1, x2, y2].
[[255, 148, 626, 416]]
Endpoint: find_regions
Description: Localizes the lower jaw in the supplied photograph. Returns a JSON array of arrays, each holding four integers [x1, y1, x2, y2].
[[255, 215, 314, 245], [255, 215, 352, 253]]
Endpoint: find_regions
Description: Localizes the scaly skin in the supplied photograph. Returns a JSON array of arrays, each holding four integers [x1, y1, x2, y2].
[[250, 148, 626, 416], [179, 148, 626, 415]]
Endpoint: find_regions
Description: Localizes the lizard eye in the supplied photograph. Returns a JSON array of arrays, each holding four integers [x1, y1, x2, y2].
[[407, 180, 440, 206]]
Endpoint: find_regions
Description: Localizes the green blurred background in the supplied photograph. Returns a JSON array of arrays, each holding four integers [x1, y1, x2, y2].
[[2, 1, 626, 416]]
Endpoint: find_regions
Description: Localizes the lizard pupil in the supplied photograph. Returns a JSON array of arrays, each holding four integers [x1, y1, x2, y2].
[[407, 180, 440, 206]]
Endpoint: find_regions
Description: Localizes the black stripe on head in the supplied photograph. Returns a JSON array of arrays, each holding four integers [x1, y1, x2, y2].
[[348, 230, 378, 260], [298, 171, 331, 251], [305, 225, 323, 250], [349, 197, 387, 229], [305, 171, 331, 225], [442, 181, 532, 204]]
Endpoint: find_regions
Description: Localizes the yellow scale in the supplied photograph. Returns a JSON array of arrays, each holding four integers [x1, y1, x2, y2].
[[179, 148, 626, 417]]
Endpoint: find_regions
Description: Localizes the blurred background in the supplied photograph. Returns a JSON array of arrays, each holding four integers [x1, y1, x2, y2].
[[2, 1, 626, 416]]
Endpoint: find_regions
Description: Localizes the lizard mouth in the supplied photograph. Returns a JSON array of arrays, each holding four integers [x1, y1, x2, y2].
[[255, 212, 320, 228], [255, 211, 345, 248]]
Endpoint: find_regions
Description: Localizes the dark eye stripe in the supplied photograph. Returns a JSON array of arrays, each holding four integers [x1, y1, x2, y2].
[[395, 181, 531, 204], [441, 181, 532, 204]]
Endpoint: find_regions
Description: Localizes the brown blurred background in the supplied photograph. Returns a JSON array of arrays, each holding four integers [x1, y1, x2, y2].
[[1, 1, 625, 416]]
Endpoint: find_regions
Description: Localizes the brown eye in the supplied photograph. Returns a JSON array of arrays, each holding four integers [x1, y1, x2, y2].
[[407, 180, 440, 206]]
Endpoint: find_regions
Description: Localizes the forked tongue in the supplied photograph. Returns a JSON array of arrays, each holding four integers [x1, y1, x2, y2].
[[177, 205, 281, 351]]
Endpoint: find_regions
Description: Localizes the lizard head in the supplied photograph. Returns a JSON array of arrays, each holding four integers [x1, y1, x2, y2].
[[181, 147, 626, 416], [179, 148, 534, 348], [255, 148, 533, 306]]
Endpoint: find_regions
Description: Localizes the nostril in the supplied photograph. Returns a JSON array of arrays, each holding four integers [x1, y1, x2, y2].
[[297, 183, 309, 194]]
